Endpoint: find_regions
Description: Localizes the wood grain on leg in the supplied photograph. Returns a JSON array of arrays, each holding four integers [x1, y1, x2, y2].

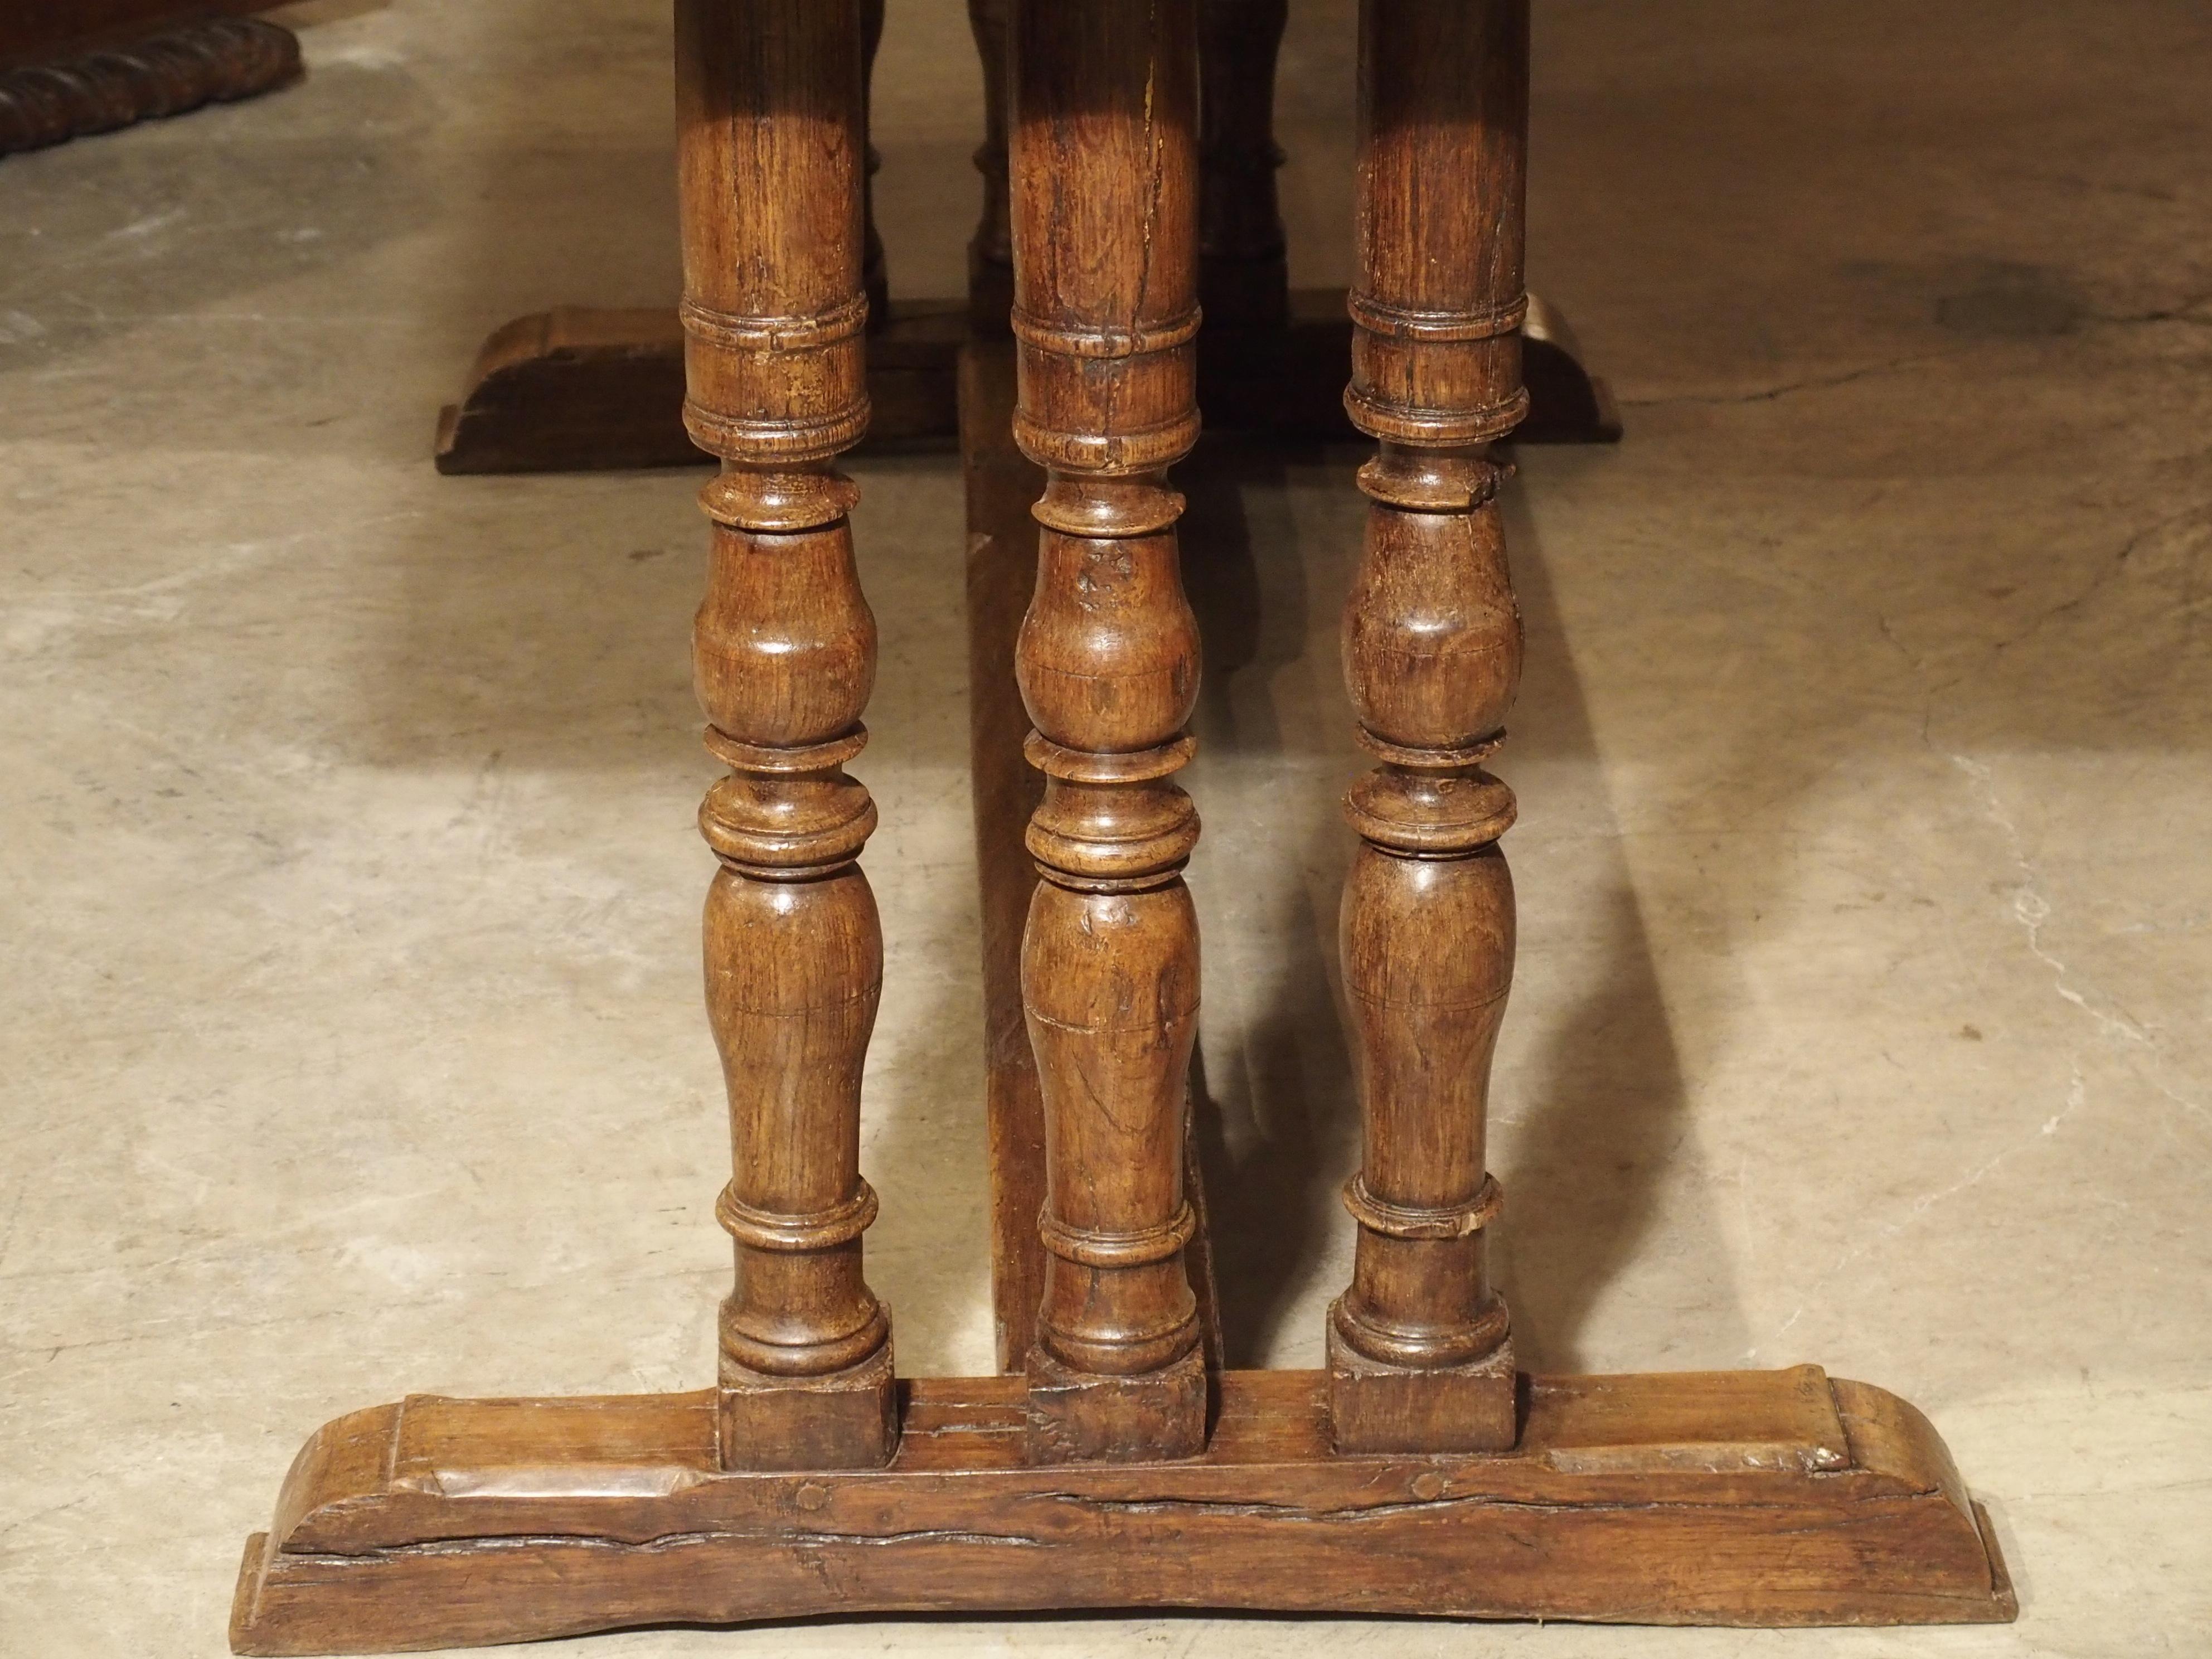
[[676, 0, 895, 1469], [965, 339, 1226, 1376], [1008, 0, 1209, 1462], [1326, 0, 1532, 1454]]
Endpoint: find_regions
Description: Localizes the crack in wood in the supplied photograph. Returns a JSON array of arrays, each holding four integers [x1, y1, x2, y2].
[[284, 1525, 1049, 1563]]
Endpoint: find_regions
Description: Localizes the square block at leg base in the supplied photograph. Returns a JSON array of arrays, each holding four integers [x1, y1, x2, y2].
[[1327, 1323, 1516, 1453], [1025, 1345, 1208, 1464], [719, 1342, 897, 1471]]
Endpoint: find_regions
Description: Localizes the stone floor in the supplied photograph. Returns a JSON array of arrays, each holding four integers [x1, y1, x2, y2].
[[3, 1, 2208, 1655]]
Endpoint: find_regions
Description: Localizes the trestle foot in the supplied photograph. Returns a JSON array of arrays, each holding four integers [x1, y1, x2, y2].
[[231, 1366, 2014, 1656]]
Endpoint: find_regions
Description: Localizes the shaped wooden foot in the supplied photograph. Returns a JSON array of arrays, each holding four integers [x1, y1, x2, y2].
[[231, 1365, 2013, 1655]]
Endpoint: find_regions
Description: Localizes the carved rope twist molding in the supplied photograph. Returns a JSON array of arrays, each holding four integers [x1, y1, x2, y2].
[[0, 18, 300, 159]]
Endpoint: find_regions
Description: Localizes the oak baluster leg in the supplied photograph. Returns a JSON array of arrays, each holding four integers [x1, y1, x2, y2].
[[676, 0, 896, 1472], [1010, 0, 1209, 1464], [1198, 0, 1290, 336], [1326, 0, 1529, 1456]]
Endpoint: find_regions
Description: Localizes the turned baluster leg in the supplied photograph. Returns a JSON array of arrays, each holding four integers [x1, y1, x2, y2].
[[1010, 0, 1209, 1464], [1198, 0, 1290, 335], [1326, 0, 1529, 1456], [676, 0, 896, 1473]]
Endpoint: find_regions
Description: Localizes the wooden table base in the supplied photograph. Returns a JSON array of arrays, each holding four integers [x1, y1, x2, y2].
[[237, 332, 2016, 1650], [231, 1366, 2011, 1654], [232, 4, 2015, 1649]]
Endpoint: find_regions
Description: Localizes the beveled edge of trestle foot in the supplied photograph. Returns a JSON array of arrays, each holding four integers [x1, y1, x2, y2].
[[230, 1365, 2012, 1653]]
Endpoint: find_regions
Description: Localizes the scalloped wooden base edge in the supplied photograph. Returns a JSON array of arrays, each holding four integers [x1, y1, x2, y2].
[[230, 1365, 2013, 1655]]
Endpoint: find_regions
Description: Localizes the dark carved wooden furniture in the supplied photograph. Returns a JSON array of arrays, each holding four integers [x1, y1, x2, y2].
[[0, 6, 299, 159], [229, 3, 2014, 1650]]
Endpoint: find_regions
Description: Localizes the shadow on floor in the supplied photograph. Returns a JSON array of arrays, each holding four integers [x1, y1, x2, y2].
[[1180, 438, 1359, 1369], [1178, 442, 1743, 1374]]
